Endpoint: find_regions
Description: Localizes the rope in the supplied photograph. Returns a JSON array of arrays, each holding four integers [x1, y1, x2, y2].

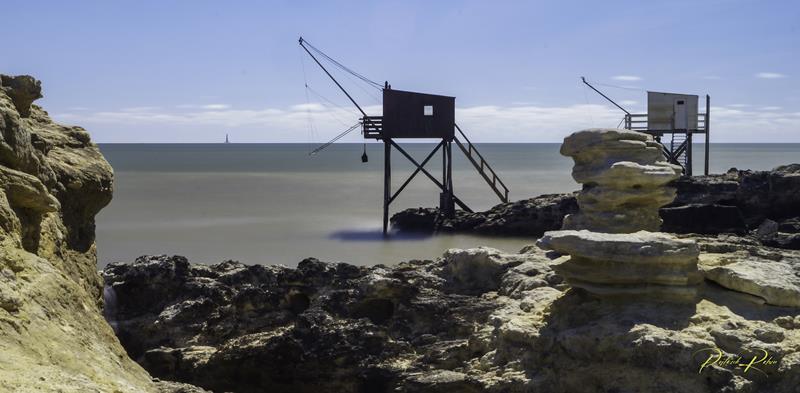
[[299, 45, 318, 145], [303, 40, 383, 90], [305, 84, 360, 117], [585, 78, 646, 92], [308, 122, 362, 156], [581, 78, 595, 126]]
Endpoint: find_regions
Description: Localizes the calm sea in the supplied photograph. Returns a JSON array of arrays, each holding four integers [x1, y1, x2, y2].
[[96, 143, 800, 267]]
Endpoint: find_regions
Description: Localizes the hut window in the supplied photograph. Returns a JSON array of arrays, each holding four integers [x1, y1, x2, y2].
[[424, 105, 433, 116]]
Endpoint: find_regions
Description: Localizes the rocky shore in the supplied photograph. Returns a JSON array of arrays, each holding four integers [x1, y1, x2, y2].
[[103, 236, 800, 393], [391, 165, 800, 250], [3, 74, 799, 393], [100, 128, 800, 392]]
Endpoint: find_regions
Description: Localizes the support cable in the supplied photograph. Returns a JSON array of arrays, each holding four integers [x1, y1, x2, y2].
[[308, 122, 362, 156], [301, 39, 383, 90]]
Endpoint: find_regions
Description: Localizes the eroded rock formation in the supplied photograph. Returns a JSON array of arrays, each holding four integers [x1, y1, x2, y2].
[[538, 128, 701, 300], [557, 128, 682, 232], [538, 230, 702, 301], [0, 75, 166, 392]]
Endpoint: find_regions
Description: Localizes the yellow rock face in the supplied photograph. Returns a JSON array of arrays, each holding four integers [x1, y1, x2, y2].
[[0, 75, 155, 392]]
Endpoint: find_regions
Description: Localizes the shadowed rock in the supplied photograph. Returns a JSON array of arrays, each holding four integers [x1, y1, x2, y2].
[[104, 236, 800, 393]]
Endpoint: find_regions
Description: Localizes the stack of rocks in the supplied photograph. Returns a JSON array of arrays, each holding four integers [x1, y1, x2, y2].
[[560, 128, 680, 233], [538, 128, 702, 302]]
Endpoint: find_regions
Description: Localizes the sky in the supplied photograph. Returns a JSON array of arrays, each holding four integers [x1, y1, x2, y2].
[[1, 0, 798, 143]]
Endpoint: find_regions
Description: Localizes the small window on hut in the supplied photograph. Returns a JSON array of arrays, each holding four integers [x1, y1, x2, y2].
[[423, 105, 433, 116]]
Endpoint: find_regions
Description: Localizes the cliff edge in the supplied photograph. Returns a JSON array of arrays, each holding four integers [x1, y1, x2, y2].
[[0, 75, 156, 392]]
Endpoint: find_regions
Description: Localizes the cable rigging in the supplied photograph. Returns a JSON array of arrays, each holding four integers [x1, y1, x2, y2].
[[299, 37, 385, 158]]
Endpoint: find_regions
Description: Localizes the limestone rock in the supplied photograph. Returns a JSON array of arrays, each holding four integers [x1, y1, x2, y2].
[[0, 75, 157, 392], [704, 260, 800, 307], [538, 230, 701, 301], [441, 247, 524, 294], [560, 129, 682, 233]]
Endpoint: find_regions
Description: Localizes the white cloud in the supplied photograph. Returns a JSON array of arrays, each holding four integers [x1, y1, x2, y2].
[[727, 104, 750, 108], [761, 106, 783, 111], [52, 101, 800, 143], [756, 72, 786, 79], [201, 104, 231, 110], [176, 103, 231, 110], [611, 75, 642, 82], [620, 100, 637, 106]]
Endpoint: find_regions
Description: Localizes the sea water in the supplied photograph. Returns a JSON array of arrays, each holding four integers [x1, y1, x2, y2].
[[96, 143, 800, 267]]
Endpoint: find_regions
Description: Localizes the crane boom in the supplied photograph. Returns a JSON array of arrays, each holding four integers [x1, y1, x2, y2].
[[299, 37, 368, 118], [581, 76, 630, 115]]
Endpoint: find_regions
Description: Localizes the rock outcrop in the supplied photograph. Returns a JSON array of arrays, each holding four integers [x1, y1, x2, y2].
[[538, 230, 702, 301], [0, 75, 162, 391], [558, 128, 682, 233], [390, 193, 578, 236], [539, 129, 700, 301], [104, 235, 800, 392], [391, 166, 800, 249], [664, 165, 800, 237]]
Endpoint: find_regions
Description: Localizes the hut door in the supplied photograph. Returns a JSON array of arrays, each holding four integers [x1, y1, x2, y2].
[[673, 99, 688, 129]]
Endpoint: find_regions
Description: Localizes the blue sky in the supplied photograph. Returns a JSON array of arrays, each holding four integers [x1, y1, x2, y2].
[[1, 0, 798, 142]]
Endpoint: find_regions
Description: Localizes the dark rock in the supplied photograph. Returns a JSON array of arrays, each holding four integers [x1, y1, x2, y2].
[[399, 370, 483, 393], [391, 193, 578, 236], [390, 207, 438, 232], [779, 218, 800, 233], [660, 204, 747, 234], [103, 250, 542, 393], [761, 232, 800, 250], [390, 165, 800, 250]]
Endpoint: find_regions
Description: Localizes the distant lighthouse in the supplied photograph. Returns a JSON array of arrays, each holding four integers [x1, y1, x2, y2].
[[225, 133, 230, 144]]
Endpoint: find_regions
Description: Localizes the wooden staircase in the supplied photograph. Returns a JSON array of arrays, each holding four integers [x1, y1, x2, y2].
[[453, 124, 510, 203]]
